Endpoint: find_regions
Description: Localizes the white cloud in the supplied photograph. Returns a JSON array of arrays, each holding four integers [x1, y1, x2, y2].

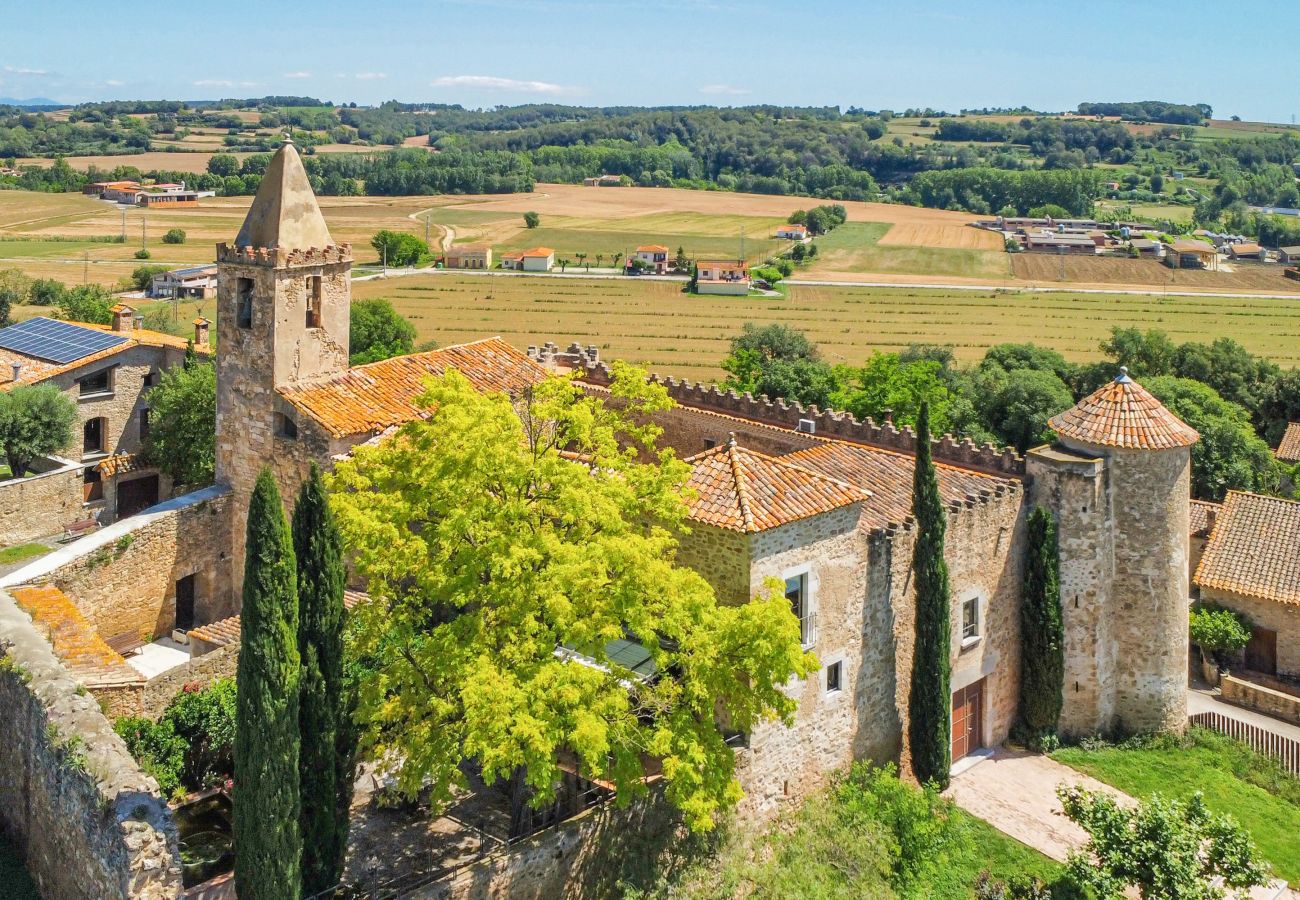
[[354, 72, 387, 80], [284, 71, 312, 80], [193, 79, 257, 88], [3, 66, 48, 76], [699, 84, 750, 96], [104, 79, 125, 87], [430, 74, 577, 95]]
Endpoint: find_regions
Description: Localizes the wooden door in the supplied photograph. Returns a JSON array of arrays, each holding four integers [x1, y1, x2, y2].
[[951, 679, 985, 762], [117, 475, 160, 520], [175, 574, 196, 632], [1245, 627, 1278, 676]]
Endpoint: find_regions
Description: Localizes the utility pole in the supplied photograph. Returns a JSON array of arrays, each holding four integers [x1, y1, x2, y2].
[[141, 214, 147, 251], [83, 251, 89, 284], [121, 208, 127, 242], [424, 214, 431, 249]]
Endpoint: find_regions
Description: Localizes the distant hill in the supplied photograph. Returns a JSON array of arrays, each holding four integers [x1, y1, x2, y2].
[[0, 97, 61, 107]]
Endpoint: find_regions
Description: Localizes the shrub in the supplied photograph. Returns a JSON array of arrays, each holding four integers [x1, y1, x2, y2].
[[130, 265, 168, 292], [115, 716, 186, 798], [161, 228, 186, 245], [750, 265, 784, 285], [161, 678, 237, 789], [523, 211, 540, 228], [134, 248, 151, 260], [1189, 605, 1252, 667]]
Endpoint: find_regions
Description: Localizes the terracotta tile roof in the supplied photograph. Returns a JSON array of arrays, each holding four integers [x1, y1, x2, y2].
[[1048, 368, 1198, 450], [1277, 422, 1300, 463], [96, 453, 148, 478], [636, 244, 669, 253], [1194, 491, 1300, 605], [0, 319, 210, 391], [10, 585, 143, 685], [280, 337, 548, 438], [1190, 499, 1221, 537], [521, 247, 554, 257], [784, 441, 1017, 532], [683, 438, 868, 533], [188, 591, 368, 647]]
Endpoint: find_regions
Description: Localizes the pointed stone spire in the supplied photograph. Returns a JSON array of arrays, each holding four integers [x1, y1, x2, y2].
[[233, 139, 334, 251]]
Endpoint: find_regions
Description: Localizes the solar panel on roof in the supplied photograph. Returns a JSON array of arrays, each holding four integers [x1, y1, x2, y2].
[[0, 317, 129, 365]]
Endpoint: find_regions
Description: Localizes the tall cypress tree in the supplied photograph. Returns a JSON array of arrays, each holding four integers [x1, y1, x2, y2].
[[293, 464, 354, 895], [235, 469, 302, 899], [1018, 505, 1065, 746], [908, 401, 953, 788]]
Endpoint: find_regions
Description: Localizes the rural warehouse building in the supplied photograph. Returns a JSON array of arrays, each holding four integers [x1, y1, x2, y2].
[[1023, 233, 1099, 254], [1164, 240, 1220, 270], [445, 244, 493, 269]]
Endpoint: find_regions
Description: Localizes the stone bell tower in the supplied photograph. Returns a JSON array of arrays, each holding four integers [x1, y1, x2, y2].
[[1027, 368, 1198, 737], [215, 139, 351, 583]]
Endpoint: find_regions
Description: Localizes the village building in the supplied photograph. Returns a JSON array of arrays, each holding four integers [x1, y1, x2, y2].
[[631, 244, 669, 274], [147, 264, 218, 300], [1023, 232, 1101, 254], [582, 174, 623, 186], [1228, 242, 1266, 261], [1195, 490, 1300, 679], [501, 247, 555, 271], [695, 259, 749, 295], [0, 309, 210, 539], [1278, 422, 1300, 463], [444, 243, 493, 269], [776, 223, 809, 240], [1164, 239, 1220, 270]]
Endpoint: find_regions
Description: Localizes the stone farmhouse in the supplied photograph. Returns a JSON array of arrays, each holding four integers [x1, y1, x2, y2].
[[0, 140, 1200, 897], [0, 308, 210, 544]]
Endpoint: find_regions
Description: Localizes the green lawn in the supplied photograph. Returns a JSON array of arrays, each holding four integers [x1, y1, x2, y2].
[[0, 543, 49, 566], [1053, 727, 1300, 883], [0, 833, 38, 900]]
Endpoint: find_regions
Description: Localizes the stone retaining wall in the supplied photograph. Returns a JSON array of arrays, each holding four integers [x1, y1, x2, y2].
[[1, 484, 235, 646], [0, 456, 84, 546], [0, 589, 180, 899], [140, 644, 238, 720], [1222, 673, 1300, 726]]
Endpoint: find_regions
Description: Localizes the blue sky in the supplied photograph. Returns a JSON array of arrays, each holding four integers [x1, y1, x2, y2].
[[4, 0, 1297, 122]]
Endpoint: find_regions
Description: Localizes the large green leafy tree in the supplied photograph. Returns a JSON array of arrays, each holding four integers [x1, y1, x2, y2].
[[292, 464, 354, 895], [1017, 507, 1064, 746], [1145, 376, 1281, 500], [907, 402, 952, 788], [234, 470, 302, 900], [721, 323, 837, 408], [349, 298, 416, 366], [142, 361, 215, 487], [832, 352, 956, 432], [979, 368, 1074, 454], [1058, 786, 1269, 899], [0, 383, 77, 477], [54, 284, 115, 325], [329, 364, 815, 831], [369, 229, 429, 268]]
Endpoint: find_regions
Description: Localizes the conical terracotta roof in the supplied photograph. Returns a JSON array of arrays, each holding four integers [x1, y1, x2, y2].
[[233, 139, 335, 251], [1049, 367, 1198, 450]]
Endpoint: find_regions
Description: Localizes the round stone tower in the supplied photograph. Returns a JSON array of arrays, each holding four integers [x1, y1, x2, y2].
[[1027, 367, 1198, 736]]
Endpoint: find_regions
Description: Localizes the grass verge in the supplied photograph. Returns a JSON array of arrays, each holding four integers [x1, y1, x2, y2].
[[0, 543, 49, 566], [1052, 726, 1300, 883]]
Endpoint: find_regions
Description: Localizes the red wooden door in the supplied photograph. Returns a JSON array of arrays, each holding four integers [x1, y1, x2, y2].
[[951, 679, 985, 761], [1245, 627, 1278, 676]]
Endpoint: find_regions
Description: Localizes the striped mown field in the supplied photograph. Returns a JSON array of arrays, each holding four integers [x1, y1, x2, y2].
[[351, 274, 1300, 378]]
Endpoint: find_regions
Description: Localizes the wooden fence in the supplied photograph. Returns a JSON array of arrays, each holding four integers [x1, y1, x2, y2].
[[1190, 711, 1300, 776]]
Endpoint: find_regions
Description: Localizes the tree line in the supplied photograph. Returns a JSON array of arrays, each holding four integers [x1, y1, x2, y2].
[[720, 323, 1300, 502]]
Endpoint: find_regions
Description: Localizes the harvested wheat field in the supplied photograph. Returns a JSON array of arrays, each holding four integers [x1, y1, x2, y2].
[[876, 222, 1004, 251], [347, 273, 1300, 378], [1011, 253, 1300, 294]]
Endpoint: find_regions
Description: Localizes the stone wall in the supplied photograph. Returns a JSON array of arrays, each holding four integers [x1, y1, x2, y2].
[[675, 522, 750, 606], [412, 792, 680, 900], [1202, 586, 1300, 678], [0, 589, 180, 899], [0, 485, 235, 644], [1221, 672, 1300, 725], [0, 456, 84, 544], [140, 643, 238, 720], [887, 486, 1028, 779]]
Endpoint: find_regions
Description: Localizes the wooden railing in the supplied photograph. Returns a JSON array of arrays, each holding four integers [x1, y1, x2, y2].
[[1190, 711, 1300, 776]]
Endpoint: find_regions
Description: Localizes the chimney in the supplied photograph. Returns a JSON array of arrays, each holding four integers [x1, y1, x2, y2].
[[10, 363, 21, 383], [133, 314, 145, 330], [110, 304, 135, 333], [193, 317, 211, 347]]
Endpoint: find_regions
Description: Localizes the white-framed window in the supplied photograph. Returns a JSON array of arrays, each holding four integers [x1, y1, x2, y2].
[[825, 659, 843, 693], [961, 596, 981, 646], [784, 564, 816, 649]]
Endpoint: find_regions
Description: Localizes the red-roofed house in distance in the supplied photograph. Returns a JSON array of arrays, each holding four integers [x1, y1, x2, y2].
[[631, 244, 669, 274]]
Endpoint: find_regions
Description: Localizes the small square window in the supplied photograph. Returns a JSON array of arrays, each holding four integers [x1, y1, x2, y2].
[[703, 438, 717, 450], [274, 411, 298, 440], [139, 407, 150, 442], [962, 598, 981, 643], [142, 371, 155, 388], [825, 660, 842, 693]]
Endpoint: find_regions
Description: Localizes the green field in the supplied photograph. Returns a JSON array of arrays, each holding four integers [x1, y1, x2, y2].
[[1053, 728, 1300, 883], [806, 222, 1011, 279], [347, 273, 1300, 379]]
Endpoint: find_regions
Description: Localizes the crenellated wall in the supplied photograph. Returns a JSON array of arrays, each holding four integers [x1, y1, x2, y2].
[[531, 344, 1025, 478]]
